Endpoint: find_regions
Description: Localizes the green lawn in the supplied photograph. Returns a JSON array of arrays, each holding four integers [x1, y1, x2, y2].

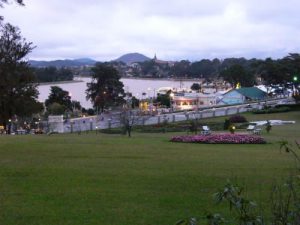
[[0, 111, 299, 225]]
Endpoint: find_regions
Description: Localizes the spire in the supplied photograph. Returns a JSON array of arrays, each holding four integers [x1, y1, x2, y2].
[[154, 53, 157, 60]]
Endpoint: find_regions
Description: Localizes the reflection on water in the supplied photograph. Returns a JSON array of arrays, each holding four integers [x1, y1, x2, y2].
[[38, 77, 199, 108]]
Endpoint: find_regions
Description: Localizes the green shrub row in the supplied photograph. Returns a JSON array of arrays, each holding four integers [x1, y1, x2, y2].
[[99, 128, 123, 134], [252, 106, 291, 114]]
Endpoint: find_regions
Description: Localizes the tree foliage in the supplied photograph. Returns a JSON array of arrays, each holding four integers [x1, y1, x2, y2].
[[45, 86, 72, 112], [220, 64, 255, 87], [0, 0, 23, 7], [155, 90, 172, 107], [86, 63, 125, 112], [170, 60, 190, 77], [0, 23, 43, 128], [47, 102, 66, 115], [0, 0, 24, 20], [191, 83, 201, 92], [104, 54, 300, 87], [189, 59, 219, 78], [33, 66, 73, 83]]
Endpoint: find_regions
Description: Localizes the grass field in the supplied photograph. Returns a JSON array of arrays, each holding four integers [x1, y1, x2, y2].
[[0, 111, 299, 225]]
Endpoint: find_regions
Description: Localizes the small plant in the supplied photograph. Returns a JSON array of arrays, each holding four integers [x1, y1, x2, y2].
[[189, 120, 199, 134], [265, 120, 272, 133], [214, 181, 263, 225], [175, 141, 300, 225], [224, 119, 231, 130]]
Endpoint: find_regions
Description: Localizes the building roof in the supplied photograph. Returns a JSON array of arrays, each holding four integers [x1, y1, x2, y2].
[[235, 87, 267, 99], [256, 85, 268, 93]]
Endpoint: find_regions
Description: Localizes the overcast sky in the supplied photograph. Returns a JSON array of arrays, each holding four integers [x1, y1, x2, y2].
[[1, 0, 300, 61]]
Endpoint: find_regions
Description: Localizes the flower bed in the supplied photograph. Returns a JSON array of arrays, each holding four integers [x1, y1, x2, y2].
[[170, 134, 266, 144]]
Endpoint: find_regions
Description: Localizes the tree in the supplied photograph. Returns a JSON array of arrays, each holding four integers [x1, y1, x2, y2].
[[47, 102, 66, 115], [155, 92, 171, 107], [0, 0, 23, 7], [120, 109, 134, 137], [131, 96, 140, 108], [258, 58, 286, 85], [0, 23, 43, 131], [33, 67, 74, 83], [0, 0, 24, 20], [189, 59, 219, 78], [190, 83, 201, 92], [170, 60, 190, 77], [86, 63, 125, 113], [118, 108, 149, 137], [220, 64, 255, 87], [45, 86, 72, 112]]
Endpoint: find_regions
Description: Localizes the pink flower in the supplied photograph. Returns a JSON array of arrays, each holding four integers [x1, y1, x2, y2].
[[170, 134, 266, 144]]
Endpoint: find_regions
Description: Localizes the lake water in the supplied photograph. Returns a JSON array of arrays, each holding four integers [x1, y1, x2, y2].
[[38, 77, 199, 108]]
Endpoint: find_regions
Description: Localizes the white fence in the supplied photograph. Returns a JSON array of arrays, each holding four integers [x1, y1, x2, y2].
[[50, 97, 294, 133]]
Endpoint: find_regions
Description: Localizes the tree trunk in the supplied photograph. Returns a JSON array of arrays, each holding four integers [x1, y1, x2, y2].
[[127, 125, 131, 137]]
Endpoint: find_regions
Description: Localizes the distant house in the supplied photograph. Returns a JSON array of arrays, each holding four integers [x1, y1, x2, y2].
[[171, 92, 218, 110], [153, 54, 175, 67], [218, 87, 267, 105]]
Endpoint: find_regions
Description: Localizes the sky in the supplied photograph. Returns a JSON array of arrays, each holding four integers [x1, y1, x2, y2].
[[1, 0, 300, 61]]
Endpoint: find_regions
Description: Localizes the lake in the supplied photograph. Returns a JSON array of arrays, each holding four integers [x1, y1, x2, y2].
[[38, 77, 200, 108]]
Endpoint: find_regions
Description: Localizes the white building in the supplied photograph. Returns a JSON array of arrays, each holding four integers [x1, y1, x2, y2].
[[171, 92, 218, 111]]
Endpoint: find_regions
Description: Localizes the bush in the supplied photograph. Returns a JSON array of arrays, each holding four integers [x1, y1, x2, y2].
[[171, 134, 266, 144], [275, 103, 300, 111], [99, 128, 123, 134], [136, 124, 185, 133], [229, 114, 247, 123], [223, 119, 231, 130], [252, 106, 291, 114], [135, 120, 225, 133]]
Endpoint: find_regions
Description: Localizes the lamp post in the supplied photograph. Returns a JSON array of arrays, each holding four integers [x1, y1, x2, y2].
[[293, 75, 299, 96], [8, 119, 11, 134]]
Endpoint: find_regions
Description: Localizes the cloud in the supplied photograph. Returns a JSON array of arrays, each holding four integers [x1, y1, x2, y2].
[[1, 0, 300, 61]]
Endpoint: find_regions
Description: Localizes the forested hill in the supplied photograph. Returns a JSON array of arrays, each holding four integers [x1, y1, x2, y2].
[[114, 53, 151, 64], [29, 58, 97, 68]]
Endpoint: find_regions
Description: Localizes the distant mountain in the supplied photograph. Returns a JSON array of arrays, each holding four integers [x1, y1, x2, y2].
[[29, 58, 97, 68], [114, 53, 151, 64]]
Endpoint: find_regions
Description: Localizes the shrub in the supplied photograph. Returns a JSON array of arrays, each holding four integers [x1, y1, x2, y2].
[[99, 128, 123, 134], [266, 120, 272, 133], [170, 134, 266, 144], [189, 120, 199, 134], [252, 106, 291, 114], [223, 119, 231, 130], [229, 114, 247, 123], [277, 103, 300, 111]]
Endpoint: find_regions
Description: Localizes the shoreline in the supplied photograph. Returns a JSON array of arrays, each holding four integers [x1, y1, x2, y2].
[[38, 80, 83, 86], [37, 77, 202, 86], [76, 75, 202, 82], [121, 77, 202, 82]]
